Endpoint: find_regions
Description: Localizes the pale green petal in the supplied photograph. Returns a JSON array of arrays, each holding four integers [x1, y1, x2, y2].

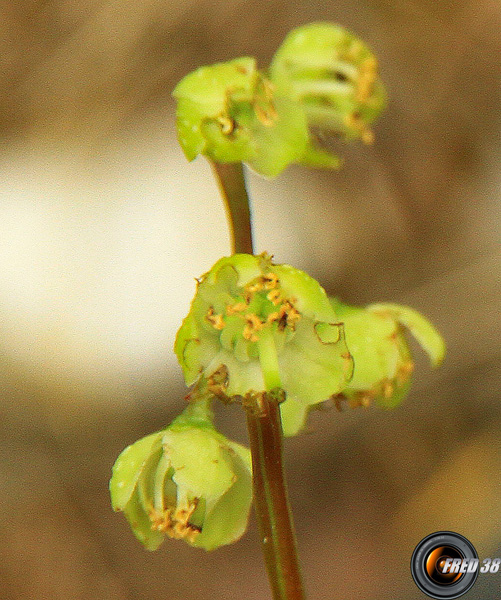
[[122, 488, 165, 551], [205, 254, 262, 288], [279, 318, 350, 404], [192, 447, 252, 550], [110, 431, 163, 510], [247, 97, 309, 178], [299, 143, 342, 169], [336, 303, 400, 390], [164, 428, 235, 513], [173, 57, 257, 105], [136, 445, 164, 515], [205, 350, 265, 397], [367, 303, 446, 367]]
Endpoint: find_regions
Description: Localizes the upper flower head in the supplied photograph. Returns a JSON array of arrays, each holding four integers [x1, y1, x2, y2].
[[109, 403, 252, 551], [269, 22, 386, 145], [175, 253, 353, 405], [173, 57, 310, 177]]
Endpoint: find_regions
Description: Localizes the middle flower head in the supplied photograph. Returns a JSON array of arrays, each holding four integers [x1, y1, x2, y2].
[[175, 253, 353, 404]]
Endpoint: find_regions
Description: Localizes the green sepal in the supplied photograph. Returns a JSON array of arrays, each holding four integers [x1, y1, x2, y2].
[[110, 431, 164, 511], [280, 396, 310, 437]]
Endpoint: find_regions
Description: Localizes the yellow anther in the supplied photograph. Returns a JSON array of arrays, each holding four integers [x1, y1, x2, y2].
[[348, 392, 373, 409], [207, 365, 229, 398], [267, 289, 282, 305], [226, 302, 247, 315], [396, 361, 414, 384], [361, 128, 374, 145], [217, 114, 235, 135], [341, 352, 353, 377], [150, 508, 173, 532], [243, 313, 264, 341], [153, 501, 200, 542], [263, 272, 279, 290], [284, 303, 301, 326], [266, 311, 280, 323], [246, 281, 264, 293], [345, 112, 361, 129], [206, 308, 225, 330], [382, 380, 394, 398]]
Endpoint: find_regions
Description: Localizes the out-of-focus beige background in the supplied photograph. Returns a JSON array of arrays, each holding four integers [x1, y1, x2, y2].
[[0, 1, 499, 599]]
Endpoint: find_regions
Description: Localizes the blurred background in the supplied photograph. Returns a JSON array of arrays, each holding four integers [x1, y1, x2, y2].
[[0, 0, 499, 599]]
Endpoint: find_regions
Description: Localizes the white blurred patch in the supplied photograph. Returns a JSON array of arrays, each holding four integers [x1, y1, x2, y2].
[[0, 115, 312, 403]]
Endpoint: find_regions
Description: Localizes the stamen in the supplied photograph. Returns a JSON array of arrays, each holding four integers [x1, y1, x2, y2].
[[243, 313, 264, 342], [267, 289, 282, 304], [206, 307, 225, 330], [263, 272, 279, 290], [226, 302, 247, 315]]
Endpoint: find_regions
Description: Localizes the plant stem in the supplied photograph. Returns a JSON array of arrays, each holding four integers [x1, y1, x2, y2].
[[246, 395, 305, 600], [210, 161, 254, 255], [210, 160, 306, 600]]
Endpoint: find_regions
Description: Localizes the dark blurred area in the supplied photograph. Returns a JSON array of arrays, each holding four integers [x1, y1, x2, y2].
[[0, 1, 499, 599]]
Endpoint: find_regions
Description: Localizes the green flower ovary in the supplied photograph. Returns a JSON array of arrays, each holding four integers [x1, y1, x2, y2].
[[175, 254, 352, 403]]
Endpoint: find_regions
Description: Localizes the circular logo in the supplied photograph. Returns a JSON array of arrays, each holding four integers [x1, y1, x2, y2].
[[411, 532, 479, 599]]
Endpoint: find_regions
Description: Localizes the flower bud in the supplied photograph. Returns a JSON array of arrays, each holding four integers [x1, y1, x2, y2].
[[175, 253, 353, 405], [109, 403, 252, 551], [173, 57, 310, 177], [280, 300, 445, 435], [269, 22, 386, 146]]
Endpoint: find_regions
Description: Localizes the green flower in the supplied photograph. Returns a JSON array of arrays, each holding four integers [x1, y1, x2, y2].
[[109, 402, 252, 551], [175, 253, 353, 405], [269, 22, 386, 146], [173, 57, 310, 177], [280, 300, 445, 436]]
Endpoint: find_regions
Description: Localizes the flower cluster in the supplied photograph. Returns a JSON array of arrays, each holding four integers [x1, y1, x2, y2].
[[110, 21, 445, 556], [173, 22, 386, 176], [111, 254, 445, 549]]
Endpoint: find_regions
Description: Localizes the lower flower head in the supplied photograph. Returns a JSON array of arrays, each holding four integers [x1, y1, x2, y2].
[[175, 253, 353, 404], [110, 405, 252, 551]]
